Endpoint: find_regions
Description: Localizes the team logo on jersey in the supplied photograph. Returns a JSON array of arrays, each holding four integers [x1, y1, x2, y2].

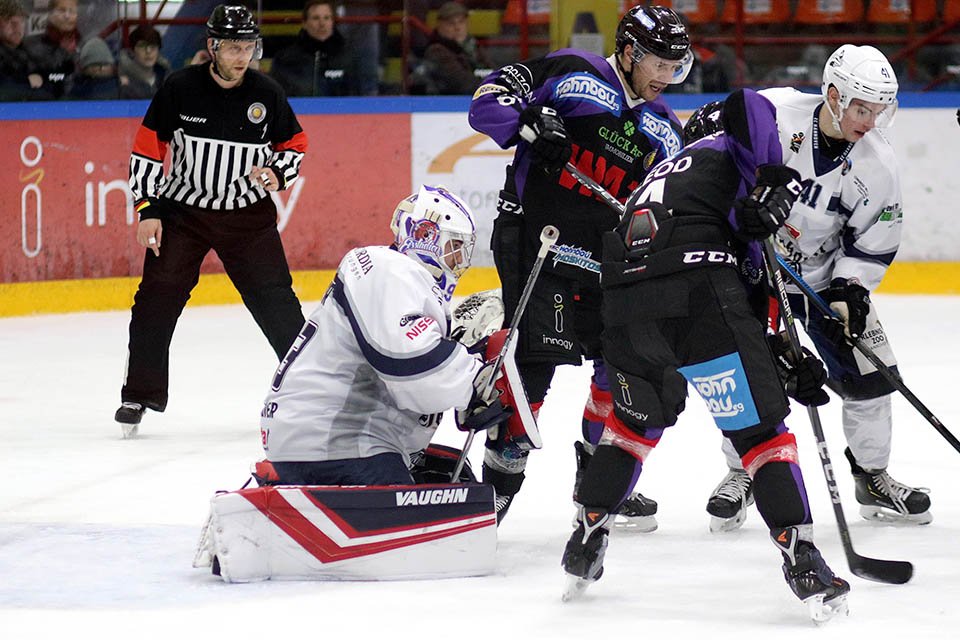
[[643, 150, 658, 170], [247, 102, 267, 124], [549, 244, 601, 273], [640, 111, 681, 157], [554, 74, 621, 115], [842, 158, 853, 175], [789, 131, 805, 153]]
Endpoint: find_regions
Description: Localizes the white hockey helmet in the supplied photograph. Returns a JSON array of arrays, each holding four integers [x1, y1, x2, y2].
[[391, 185, 476, 287], [822, 44, 898, 128]]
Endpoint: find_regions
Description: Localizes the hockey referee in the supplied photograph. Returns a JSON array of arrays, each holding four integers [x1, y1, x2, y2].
[[115, 5, 308, 437]]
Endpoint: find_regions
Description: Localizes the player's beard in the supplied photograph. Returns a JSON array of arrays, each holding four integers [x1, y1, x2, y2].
[[214, 57, 246, 82]]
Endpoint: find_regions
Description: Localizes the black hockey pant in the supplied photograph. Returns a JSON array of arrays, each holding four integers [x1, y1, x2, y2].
[[121, 197, 304, 411]]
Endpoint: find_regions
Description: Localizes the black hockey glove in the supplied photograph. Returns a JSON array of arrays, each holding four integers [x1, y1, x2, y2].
[[733, 164, 804, 240], [822, 278, 871, 343], [518, 105, 572, 175], [768, 333, 830, 407], [456, 361, 514, 432]]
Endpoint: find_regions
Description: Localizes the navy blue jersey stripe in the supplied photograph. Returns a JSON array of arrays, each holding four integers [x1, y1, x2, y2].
[[331, 276, 458, 377]]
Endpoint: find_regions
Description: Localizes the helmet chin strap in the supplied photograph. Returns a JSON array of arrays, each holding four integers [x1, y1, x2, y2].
[[616, 52, 641, 100], [823, 90, 845, 137]]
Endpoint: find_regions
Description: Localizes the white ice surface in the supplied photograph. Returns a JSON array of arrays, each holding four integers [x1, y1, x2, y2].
[[2, 294, 958, 639]]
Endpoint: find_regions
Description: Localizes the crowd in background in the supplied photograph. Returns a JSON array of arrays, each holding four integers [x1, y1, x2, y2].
[[0, 0, 958, 102]]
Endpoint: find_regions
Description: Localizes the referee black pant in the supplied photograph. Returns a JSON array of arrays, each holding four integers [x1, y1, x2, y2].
[[121, 196, 304, 411]]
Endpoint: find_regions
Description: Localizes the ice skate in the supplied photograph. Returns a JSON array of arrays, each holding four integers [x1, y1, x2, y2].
[[573, 442, 658, 532], [845, 448, 931, 525], [561, 505, 611, 602], [115, 402, 145, 438], [771, 526, 850, 623], [706, 468, 753, 533]]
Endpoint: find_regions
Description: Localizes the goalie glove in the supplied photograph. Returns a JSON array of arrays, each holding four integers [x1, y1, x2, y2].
[[768, 332, 829, 407], [518, 105, 572, 175], [456, 359, 514, 432], [822, 277, 871, 344], [450, 289, 505, 350], [733, 164, 804, 240]]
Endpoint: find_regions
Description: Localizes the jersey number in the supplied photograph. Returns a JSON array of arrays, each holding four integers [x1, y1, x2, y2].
[[271, 321, 318, 392], [798, 181, 822, 208]]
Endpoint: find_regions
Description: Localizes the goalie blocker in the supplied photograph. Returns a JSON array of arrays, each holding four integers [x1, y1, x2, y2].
[[195, 480, 496, 582]]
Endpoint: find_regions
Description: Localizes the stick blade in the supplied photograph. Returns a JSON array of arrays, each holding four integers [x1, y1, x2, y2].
[[849, 555, 913, 584]]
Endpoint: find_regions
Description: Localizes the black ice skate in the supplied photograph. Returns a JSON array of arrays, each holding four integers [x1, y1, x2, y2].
[[845, 448, 932, 525], [114, 402, 146, 439], [706, 468, 754, 533], [562, 505, 612, 602], [573, 441, 658, 532], [771, 525, 850, 623]]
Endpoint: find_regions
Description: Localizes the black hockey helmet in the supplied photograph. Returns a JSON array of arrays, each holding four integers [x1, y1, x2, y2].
[[682, 100, 725, 145], [206, 4, 260, 41], [616, 6, 690, 62]]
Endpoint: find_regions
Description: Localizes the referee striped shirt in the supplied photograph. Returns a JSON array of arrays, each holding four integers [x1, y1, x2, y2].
[[129, 64, 308, 211]]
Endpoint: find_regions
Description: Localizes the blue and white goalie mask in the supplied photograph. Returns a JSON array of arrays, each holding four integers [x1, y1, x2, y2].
[[391, 185, 477, 292]]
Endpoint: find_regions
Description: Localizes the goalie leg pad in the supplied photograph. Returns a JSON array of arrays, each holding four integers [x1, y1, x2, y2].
[[200, 484, 497, 582]]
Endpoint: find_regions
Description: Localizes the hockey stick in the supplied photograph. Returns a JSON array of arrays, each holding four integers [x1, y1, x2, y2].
[[774, 254, 960, 455], [519, 126, 627, 217], [450, 224, 560, 483], [762, 239, 913, 584]]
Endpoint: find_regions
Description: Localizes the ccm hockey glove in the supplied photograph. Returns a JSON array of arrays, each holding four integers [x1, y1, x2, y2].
[[518, 105, 572, 175], [768, 333, 830, 407], [734, 164, 804, 240], [456, 359, 514, 432]]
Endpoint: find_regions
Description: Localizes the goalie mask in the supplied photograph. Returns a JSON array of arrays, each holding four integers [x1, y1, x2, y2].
[[822, 44, 898, 129], [391, 185, 476, 297], [615, 6, 692, 85]]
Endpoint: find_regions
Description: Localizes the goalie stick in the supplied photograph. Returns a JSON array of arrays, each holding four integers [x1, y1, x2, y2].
[[774, 253, 960, 455], [450, 224, 560, 482], [762, 239, 913, 585]]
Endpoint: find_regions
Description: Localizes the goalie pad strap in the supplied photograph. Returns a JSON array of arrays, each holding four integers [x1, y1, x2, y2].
[[741, 432, 798, 478]]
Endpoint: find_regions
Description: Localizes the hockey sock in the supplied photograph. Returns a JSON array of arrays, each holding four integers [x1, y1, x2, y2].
[[482, 465, 525, 498], [582, 360, 612, 445], [737, 430, 812, 528], [576, 445, 642, 511]]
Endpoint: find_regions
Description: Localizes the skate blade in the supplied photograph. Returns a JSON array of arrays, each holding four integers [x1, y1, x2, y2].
[[561, 574, 593, 602], [708, 509, 747, 533], [804, 592, 849, 624], [613, 514, 658, 533], [120, 422, 139, 439], [859, 505, 933, 525]]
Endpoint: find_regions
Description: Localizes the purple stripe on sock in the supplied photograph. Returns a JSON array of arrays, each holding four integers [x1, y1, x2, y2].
[[790, 462, 813, 525]]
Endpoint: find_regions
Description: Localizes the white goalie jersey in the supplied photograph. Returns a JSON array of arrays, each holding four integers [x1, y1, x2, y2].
[[760, 88, 903, 291], [260, 246, 481, 467]]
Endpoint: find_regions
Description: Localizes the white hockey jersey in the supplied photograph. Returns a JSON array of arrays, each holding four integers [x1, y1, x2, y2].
[[260, 246, 481, 467], [760, 88, 903, 291]]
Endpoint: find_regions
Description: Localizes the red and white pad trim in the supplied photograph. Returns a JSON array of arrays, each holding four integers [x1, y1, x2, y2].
[[741, 432, 799, 478], [598, 412, 660, 462], [583, 384, 612, 424], [195, 484, 496, 582]]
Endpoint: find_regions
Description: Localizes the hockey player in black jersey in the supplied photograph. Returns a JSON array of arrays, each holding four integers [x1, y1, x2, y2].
[[468, 5, 691, 528], [114, 5, 308, 438], [562, 89, 850, 622]]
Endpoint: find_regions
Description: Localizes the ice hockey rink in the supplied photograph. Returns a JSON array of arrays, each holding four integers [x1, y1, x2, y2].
[[2, 292, 958, 639]]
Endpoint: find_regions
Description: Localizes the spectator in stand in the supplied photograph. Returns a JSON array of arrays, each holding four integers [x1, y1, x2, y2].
[[0, 0, 50, 100], [67, 36, 123, 100], [23, 0, 80, 98], [271, 0, 377, 96], [118, 23, 170, 99], [410, 1, 492, 95]]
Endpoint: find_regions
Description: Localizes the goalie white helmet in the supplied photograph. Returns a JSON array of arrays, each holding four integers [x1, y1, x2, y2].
[[391, 185, 476, 297], [822, 44, 898, 129]]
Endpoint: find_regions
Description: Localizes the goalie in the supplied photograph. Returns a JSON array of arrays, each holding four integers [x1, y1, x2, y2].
[[259, 185, 516, 486]]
